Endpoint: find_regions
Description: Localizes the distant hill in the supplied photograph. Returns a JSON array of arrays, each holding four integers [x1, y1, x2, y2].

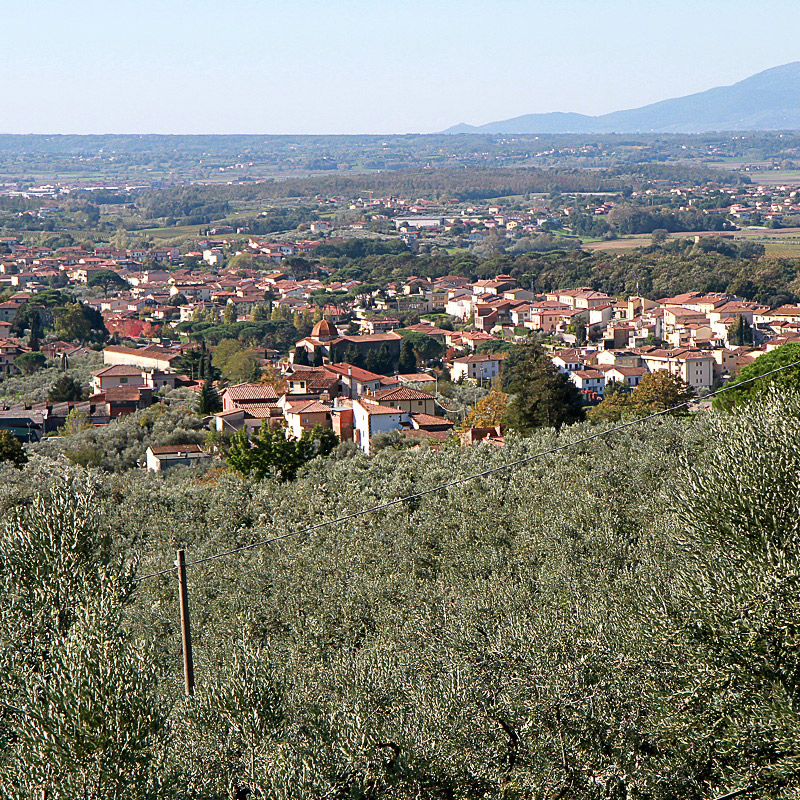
[[443, 62, 800, 134]]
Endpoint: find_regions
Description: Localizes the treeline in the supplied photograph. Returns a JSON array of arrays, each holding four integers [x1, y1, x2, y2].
[[606, 206, 730, 234], [301, 246, 800, 306], [236, 207, 319, 235], [137, 187, 232, 226]]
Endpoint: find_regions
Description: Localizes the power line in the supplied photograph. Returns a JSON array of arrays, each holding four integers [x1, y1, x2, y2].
[[134, 358, 800, 583]]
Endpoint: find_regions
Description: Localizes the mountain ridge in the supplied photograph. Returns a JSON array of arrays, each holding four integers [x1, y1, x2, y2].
[[442, 62, 800, 134]]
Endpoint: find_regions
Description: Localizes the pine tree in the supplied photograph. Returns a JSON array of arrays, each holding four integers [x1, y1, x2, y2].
[[502, 342, 585, 431]]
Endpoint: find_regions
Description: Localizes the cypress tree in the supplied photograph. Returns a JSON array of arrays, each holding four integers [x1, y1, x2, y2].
[[198, 378, 222, 415]]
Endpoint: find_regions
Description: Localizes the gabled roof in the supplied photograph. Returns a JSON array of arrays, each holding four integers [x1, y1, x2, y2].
[[93, 364, 142, 377], [452, 353, 505, 363], [573, 369, 605, 379], [221, 383, 278, 401], [325, 362, 385, 382], [91, 386, 151, 402], [398, 372, 437, 384], [605, 366, 647, 376], [285, 401, 333, 415], [356, 398, 405, 416], [410, 413, 453, 430], [372, 386, 435, 402]]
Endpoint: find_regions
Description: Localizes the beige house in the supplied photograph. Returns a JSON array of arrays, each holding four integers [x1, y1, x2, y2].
[[640, 349, 715, 390], [450, 353, 503, 383], [603, 366, 647, 389], [92, 364, 146, 393], [283, 400, 333, 439], [370, 386, 438, 416]]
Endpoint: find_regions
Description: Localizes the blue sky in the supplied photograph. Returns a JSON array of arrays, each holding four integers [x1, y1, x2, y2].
[[3, 0, 800, 134]]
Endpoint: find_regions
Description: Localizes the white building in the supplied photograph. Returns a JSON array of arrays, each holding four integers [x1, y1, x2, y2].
[[568, 369, 606, 396], [449, 354, 503, 383], [145, 444, 211, 472], [352, 398, 409, 454]]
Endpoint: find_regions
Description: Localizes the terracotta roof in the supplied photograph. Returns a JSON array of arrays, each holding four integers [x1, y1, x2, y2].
[[240, 403, 280, 418], [397, 372, 437, 384], [606, 366, 647, 376], [452, 353, 505, 363], [401, 428, 451, 442], [410, 413, 453, 430], [573, 369, 605, 379], [325, 363, 384, 382], [285, 401, 333, 414], [103, 344, 180, 361], [93, 364, 142, 377], [311, 319, 337, 338], [91, 386, 150, 401], [357, 399, 405, 416], [372, 386, 435, 401], [332, 332, 403, 344], [401, 323, 450, 336], [222, 383, 278, 401]]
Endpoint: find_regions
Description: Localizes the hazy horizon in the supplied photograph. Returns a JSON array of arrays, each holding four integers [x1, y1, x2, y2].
[[3, 0, 800, 135]]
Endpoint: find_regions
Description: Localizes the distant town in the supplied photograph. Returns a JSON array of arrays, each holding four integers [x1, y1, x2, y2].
[[1, 199, 798, 458]]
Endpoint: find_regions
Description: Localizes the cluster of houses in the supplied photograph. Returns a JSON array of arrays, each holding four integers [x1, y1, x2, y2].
[[88, 326, 456, 467], [4, 219, 800, 465]]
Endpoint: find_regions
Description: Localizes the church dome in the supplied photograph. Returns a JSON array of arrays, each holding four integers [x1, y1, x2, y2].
[[311, 319, 336, 340]]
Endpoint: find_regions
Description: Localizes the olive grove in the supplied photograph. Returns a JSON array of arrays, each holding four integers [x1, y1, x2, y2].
[[0, 392, 799, 799]]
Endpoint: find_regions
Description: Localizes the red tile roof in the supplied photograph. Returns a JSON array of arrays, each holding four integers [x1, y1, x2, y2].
[[356, 399, 405, 415], [222, 383, 278, 401], [325, 363, 385, 382], [372, 386, 435, 401]]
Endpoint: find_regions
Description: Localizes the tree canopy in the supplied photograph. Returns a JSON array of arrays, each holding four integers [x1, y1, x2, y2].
[[501, 342, 585, 431], [713, 342, 800, 411], [0, 430, 27, 467], [226, 423, 338, 481]]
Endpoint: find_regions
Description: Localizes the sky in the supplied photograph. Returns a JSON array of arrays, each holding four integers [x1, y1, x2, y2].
[[2, 0, 800, 135]]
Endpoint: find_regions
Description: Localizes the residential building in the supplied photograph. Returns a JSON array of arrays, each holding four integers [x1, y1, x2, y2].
[[449, 353, 503, 383], [146, 444, 211, 472], [370, 386, 438, 416], [352, 398, 409, 454]]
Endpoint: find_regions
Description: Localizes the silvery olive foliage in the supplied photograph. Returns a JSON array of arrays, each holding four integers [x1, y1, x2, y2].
[[0, 478, 169, 799], [0, 350, 102, 405], [34, 398, 207, 471], [0, 395, 798, 798]]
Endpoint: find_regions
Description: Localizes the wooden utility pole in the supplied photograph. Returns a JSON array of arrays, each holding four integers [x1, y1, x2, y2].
[[175, 549, 195, 697]]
